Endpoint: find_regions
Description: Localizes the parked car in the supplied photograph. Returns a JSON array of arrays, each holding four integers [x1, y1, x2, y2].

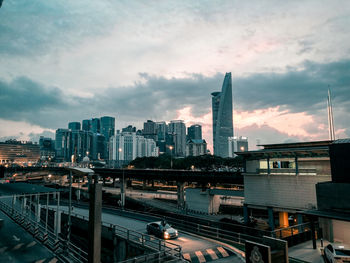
[[146, 221, 178, 239], [324, 243, 350, 263]]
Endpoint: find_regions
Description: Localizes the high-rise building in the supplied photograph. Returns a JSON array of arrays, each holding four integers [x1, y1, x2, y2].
[[156, 121, 167, 153], [168, 120, 186, 157], [100, 116, 115, 159], [91, 118, 101, 133], [211, 72, 234, 157], [228, 136, 248, 157], [187, 124, 202, 140], [68, 122, 81, 131], [143, 120, 157, 141], [55, 129, 71, 162], [122, 125, 136, 133], [82, 119, 92, 131]]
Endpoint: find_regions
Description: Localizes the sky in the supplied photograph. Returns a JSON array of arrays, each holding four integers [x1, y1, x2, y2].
[[0, 0, 349, 151]]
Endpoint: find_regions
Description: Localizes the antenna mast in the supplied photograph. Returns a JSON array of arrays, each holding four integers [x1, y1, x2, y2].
[[327, 87, 336, 140]]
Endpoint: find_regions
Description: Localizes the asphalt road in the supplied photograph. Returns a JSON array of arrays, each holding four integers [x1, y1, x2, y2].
[[0, 209, 56, 263]]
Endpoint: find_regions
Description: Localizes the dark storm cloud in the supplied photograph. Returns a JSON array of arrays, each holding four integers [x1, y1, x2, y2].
[[0, 77, 66, 120], [233, 59, 350, 113], [0, 59, 349, 134]]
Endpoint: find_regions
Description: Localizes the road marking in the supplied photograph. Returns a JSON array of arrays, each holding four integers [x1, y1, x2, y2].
[[195, 251, 206, 263], [183, 253, 191, 261], [217, 247, 229, 257], [26, 241, 36, 248], [177, 237, 188, 242], [12, 243, 24, 250], [34, 259, 46, 263], [206, 248, 219, 260], [48, 258, 58, 263], [0, 246, 8, 254]]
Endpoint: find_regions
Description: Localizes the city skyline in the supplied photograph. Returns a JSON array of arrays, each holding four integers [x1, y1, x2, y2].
[[1, 1, 350, 152]]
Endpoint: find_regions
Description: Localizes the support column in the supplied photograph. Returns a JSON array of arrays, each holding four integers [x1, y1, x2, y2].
[[176, 181, 185, 210], [295, 156, 299, 175], [297, 214, 303, 233], [311, 219, 317, 249], [267, 157, 270, 175], [268, 207, 275, 231], [279, 212, 289, 228], [120, 175, 126, 209], [243, 204, 249, 225], [88, 174, 102, 263], [22, 196, 27, 214], [35, 195, 41, 223], [55, 192, 61, 238]]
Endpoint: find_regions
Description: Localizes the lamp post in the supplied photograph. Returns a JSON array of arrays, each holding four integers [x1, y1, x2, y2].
[[169, 145, 173, 169], [119, 148, 125, 209]]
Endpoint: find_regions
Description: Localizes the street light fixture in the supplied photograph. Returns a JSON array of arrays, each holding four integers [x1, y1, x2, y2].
[[169, 145, 173, 169]]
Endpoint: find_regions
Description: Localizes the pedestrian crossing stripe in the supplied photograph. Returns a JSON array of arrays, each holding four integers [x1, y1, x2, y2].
[[182, 246, 235, 262]]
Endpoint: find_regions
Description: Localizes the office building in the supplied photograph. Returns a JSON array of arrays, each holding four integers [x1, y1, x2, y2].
[[39, 136, 55, 160], [156, 121, 167, 153], [168, 120, 186, 157], [100, 116, 115, 158], [82, 119, 92, 131], [0, 140, 40, 165], [122, 125, 136, 133], [55, 129, 71, 162], [228, 136, 248, 157], [211, 72, 234, 157], [68, 122, 81, 131], [187, 124, 202, 140], [143, 120, 158, 141], [91, 118, 101, 133], [186, 139, 207, 157]]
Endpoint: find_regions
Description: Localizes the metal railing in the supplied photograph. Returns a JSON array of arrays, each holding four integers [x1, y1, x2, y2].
[[48, 207, 183, 262], [271, 222, 311, 239], [257, 168, 317, 175], [0, 200, 88, 263]]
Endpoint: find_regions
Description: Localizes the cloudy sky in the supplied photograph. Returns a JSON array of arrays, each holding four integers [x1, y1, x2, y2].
[[0, 0, 349, 151]]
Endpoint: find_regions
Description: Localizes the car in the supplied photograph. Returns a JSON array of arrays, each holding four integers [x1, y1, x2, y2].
[[323, 244, 350, 263], [146, 221, 178, 239]]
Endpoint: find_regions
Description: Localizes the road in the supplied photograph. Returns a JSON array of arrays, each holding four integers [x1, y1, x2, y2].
[[58, 205, 243, 262], [0, 209, 56, 263]]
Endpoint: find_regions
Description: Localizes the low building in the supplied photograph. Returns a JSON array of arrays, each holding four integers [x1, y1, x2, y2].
[[228, 136, 248, 157], [237, 140, 332, 231], [186, 139, 207, 157], [0, 140, 40, 166]]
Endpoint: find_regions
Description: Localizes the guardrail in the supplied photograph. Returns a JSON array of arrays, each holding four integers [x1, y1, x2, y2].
[[257, 168, 317, 175], [0, 200, 88, 263], [48, 207, 184, 262]]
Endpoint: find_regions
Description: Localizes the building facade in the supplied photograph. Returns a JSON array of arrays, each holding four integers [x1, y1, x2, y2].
[[0, 140, 40, 165], [168, 120, 186, 157], [211, 72, 234, 157], [186, 139, 207, 157], [187, 124, 202, 140], [228, 136, 248, 157]]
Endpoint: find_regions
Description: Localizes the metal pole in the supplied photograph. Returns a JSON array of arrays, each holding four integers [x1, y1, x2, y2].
[[45, 193, 49, 233], [68, 171, 72, 245], [55, 192, 60, 239]]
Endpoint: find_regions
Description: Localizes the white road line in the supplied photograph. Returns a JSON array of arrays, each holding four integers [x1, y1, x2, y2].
[[195, 250, 206, 263], [0, 246, 8, 254], [206, 248, 219, 260], [217, 247, 229, 257], [12, 243, 24, 250], [48, 258, 58, 263], [26, 241, 36, 248], [34, 259, 46, 263], [183, 253, 191, 262]]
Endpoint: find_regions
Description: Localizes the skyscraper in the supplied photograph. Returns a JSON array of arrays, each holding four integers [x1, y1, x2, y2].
[[211, 72, 234, 157], [82, 119, 92, 131], [143, 120, 157, 141], [187, 124, 202, 140], [68, 122, 81, 131], [168, 120, 186, 157]]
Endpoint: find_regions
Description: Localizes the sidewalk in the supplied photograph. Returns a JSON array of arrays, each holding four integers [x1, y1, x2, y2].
[[289, 240, 328, 263]]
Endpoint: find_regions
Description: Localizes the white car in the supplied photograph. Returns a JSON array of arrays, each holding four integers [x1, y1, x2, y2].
[[324, 244, 350, 263], [146, 221, 178, 240]]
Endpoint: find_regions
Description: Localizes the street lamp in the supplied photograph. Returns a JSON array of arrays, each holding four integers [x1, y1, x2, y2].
[[119, 148, 125, 209], [169, 145, 173, 169]]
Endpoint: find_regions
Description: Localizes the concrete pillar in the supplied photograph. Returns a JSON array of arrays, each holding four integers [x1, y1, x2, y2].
[[35, 204, 41, 223], [295, 156, 299, 175], [88, 175, 102, 263], [120, 176, 126, 209], [267, 157, 270, 175], [279, 212, 289, 228], [176, 181, 185, 210], [76, 189, 81, 201], [22, 196, 27, 214], [113, 177, 117, 188], [243, 205, 249, 225], [297, 214, 303, 232], [268, 207, 275, 231], [54, 210, 62, 236]]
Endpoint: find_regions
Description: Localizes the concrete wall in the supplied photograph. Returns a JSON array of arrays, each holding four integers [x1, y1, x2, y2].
[[316, 182, 350, 211], [246, 160, 259, 173], [244, 174, 331, 210], [186, 188, 220, 214], [298, 158, 331, 175], [333, 220, 350, 244]]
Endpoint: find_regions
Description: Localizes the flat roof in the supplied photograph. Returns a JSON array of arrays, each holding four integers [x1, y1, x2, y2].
[[0, 183, 58, 196], [302, 209, 350, 222]]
